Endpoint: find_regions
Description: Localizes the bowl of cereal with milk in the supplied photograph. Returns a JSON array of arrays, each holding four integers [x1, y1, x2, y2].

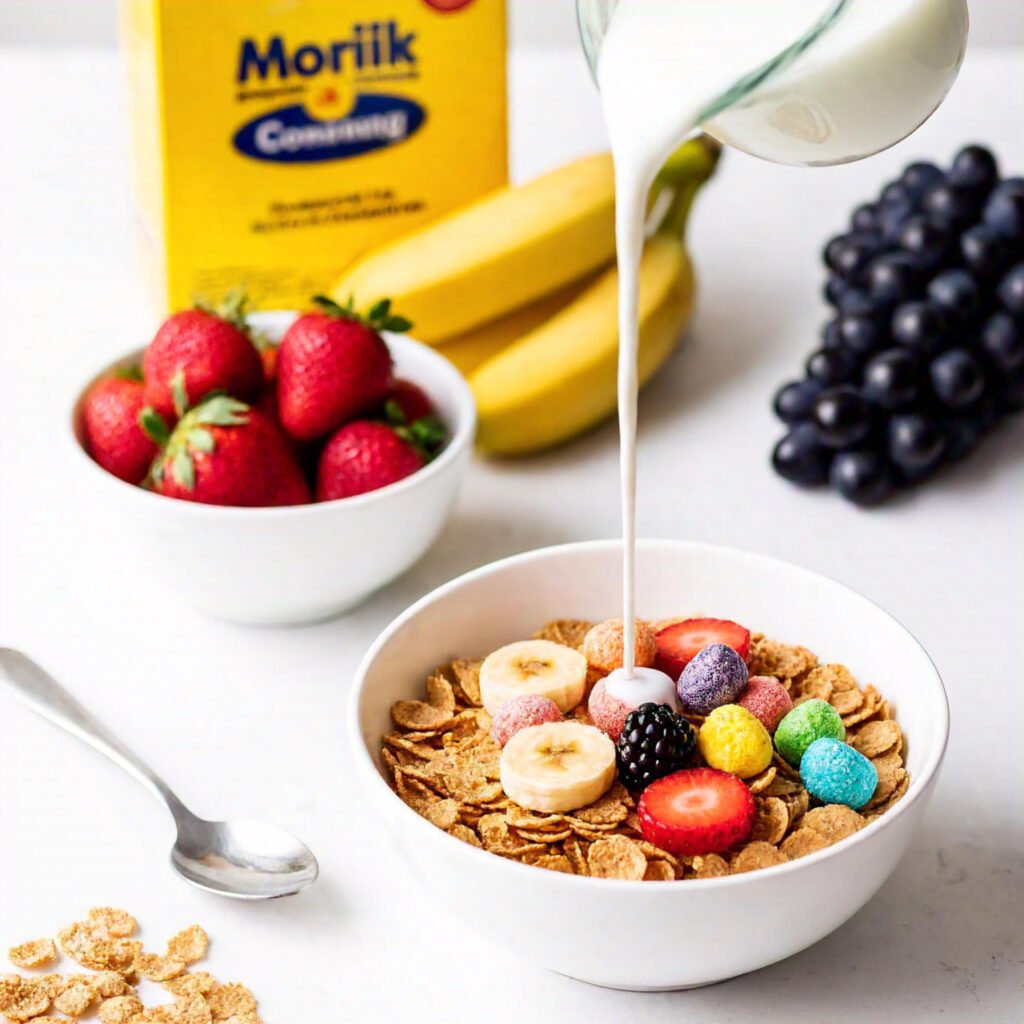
[[349, 539, 948, 990]]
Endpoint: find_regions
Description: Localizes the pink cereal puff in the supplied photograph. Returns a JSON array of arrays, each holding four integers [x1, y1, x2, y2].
[[737, 675, 794, 733], [491, 695, 563, 748], [587, 678, 633, 742]]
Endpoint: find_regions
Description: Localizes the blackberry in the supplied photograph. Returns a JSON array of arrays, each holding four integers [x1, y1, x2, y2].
[[616, 703, 696, 791]]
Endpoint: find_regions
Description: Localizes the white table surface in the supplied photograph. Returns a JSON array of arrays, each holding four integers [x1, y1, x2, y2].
[[1, 43, 1022, 1022]]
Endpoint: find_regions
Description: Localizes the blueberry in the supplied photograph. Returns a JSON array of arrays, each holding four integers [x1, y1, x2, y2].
[[829, 449, 893, 506], [901, 161, 944, 198], [1000, 370, 1024, 414], [824, 233, 850, 272], [960, 224, 1013, 279], [997, 264, 1024, 316], [950, 144, 999, 192], [983, 183, 1024, 239], [898, 215, 950, 268], [812, 387, 873, 448], [773, 379, 823, 423], [889, 413, 947, 476], [772, 423, 831, 486], [980, 312, 1024, 373], [921, 181, 980, 229], [866, 252, 922, 306], [805, 347, 858, 386], [930, 348, 986, 410], [837, 314, 883, 358], [928, 269, 981, 323], [863, 348, 922, 410], [850, 202, 879, 232], [892, 301, 948, 354]]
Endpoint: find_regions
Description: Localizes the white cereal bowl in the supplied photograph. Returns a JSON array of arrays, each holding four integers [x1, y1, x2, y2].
[[350, 539, 949, 990], [69, 311, 476, 626]]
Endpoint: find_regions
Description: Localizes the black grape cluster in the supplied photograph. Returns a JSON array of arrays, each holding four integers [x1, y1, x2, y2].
[[772, 145, 1024, 506]]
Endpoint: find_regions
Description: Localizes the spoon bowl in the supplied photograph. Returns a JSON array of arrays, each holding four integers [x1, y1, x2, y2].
[[170, 816, 319, 899]]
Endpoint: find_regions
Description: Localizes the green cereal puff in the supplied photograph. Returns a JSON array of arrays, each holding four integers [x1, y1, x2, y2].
[[774, 699, 845, 766]]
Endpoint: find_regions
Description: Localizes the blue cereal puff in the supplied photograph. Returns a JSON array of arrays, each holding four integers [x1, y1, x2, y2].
[[800, 738, 878, 809], [676, 643, 748, 715]]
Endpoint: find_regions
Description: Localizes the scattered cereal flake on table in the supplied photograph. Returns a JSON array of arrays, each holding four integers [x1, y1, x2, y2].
[[801, 805, 866, 842], [205, 982, 257, 1021], [98, 995, 144, 1024], [134, 952, 185, 982], [91, 973, 133, 999], [7, 939, 57, 971], [643, 860, 676, 882], [532, 620, 593, 650], [86, 909, 138, 940], [780, 828, 830, 859], [751, 797, 790, 846], [166, 926, 209, 966], [850, 719, 902, 759], [731, 841, 789, 874], [53, 979, 96, 1016], [163, 972, 216, 999], [587, 836, 647, 880], [692, 854, 729, 879], [0, 976, 52, 1022]]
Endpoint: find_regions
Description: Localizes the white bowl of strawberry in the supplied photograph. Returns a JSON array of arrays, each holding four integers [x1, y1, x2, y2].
[[71, 294, 475, 624], [349, 539, 949, 990]]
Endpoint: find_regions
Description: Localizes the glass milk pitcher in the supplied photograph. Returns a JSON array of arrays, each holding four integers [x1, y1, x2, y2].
[[578, 0, 970, 167]]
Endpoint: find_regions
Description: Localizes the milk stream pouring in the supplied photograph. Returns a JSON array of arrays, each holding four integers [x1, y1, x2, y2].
[[583, 0, 969, 678]]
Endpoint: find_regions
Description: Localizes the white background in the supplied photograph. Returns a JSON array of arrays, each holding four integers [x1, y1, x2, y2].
[[0, 5, 1022, 1024], [1, 0, 1023, 48]]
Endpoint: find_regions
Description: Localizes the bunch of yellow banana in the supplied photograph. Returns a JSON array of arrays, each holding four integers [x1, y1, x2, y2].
[[330, 137, 721, 455]]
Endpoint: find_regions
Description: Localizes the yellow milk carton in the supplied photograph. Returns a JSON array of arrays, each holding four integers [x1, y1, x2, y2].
[[120, 0, 508, 312]]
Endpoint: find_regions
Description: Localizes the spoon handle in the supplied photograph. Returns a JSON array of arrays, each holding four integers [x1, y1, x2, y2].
[[0, 648, 185, 816]]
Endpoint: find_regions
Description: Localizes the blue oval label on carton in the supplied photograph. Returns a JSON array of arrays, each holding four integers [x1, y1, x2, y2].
[[233, 94, 426, 163]]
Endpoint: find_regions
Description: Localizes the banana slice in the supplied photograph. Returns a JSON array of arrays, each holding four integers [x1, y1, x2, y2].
[[479, 639, 588, 715], [500, 721, 617, 813]]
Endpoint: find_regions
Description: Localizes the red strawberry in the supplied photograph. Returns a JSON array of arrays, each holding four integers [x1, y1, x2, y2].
[[315, 420, 424, 501], [277, 296, 408, 442], [382, 378, 434, 424], [638, 768, 755, 856], [81, 371, 158, 484], [655, 618, 751, 678], [260, 342, 279, 385], [142, 290, 263, 419], [149, 395, 310, 507]]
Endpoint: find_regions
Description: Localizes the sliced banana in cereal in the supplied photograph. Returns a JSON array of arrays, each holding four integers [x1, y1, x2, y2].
[[479, 639, 587, 715], [500, 720, 616, 813]]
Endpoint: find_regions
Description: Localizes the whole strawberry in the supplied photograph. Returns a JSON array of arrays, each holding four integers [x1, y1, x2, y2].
[[381, 378, 434, 424], [316, 419, 446, 501], [143, 289, 263, 420], [149, 394, 310, 507], [81, 370, 159, 484], [277, 296, 408, 442]]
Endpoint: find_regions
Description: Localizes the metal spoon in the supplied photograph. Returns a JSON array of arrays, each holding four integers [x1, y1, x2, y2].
[[0, 648, 318, 899]]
